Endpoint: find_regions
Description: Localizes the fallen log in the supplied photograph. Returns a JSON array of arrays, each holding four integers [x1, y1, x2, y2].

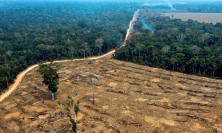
[[176, 113, 207, 122]]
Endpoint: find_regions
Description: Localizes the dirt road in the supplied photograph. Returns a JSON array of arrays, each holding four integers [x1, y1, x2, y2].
[[2, 54, 222, 132], [0, 5, 133, 102], [0, 50, 115, 102]]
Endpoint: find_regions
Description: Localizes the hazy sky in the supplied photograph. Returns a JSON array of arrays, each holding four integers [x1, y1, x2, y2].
[[0, 0, 221, 4], [0, 0, 221, 1]]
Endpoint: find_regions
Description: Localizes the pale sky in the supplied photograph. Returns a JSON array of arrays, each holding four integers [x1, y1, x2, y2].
[[0, 0, 221, 1], [0, 0, 221, 4]]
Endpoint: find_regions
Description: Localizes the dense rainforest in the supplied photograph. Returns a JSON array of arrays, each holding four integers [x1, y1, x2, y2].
[[115, 14, 222, 79], [0, 1, 141, 93], [1, 1, 222, 93]]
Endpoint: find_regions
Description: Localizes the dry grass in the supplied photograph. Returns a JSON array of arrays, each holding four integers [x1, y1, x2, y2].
[[164, 13, 222, 24], [1, 57, 222, 132]]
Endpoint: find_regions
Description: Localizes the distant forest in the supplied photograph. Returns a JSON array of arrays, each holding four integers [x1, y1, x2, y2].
[[0, 2, 140, 93], [115, 14, 222, 79], [174, 3, 222, 13], [143, 2, 222, 13]]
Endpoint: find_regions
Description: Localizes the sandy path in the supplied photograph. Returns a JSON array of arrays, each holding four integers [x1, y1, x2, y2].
[[0, 50, 115, 102]]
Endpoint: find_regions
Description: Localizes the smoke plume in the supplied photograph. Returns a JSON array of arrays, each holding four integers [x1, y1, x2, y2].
[[124, 9, 156, 45], [143, 0, 176, 11], [138, 19, 154, 33], [164, 0, 176, 10], [124, 9, 141, 45]]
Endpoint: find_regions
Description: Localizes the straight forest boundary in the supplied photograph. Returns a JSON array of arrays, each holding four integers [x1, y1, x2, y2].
[[164, 13, 222, 24], [1, 54, 222, 132], [0, 49, 115, 102]]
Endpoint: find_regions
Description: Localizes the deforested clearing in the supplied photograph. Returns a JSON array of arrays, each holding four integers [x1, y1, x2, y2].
[[164, 13, 222, 24], [1, 57, 222, 132]]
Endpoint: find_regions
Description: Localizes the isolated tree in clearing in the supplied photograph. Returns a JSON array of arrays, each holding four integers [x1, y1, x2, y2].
[[85, 74, 99, 104], [36, 62, 63, 100]]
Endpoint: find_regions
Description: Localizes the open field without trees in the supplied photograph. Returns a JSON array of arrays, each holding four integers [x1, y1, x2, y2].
[[115, 14, 222, 79], [164, 13, 222, 25], [1, 57, 222, 132]]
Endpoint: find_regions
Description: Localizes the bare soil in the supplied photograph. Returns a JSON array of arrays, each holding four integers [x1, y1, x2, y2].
[[164, 13, 222, 24], [1, 56, 222, 132]]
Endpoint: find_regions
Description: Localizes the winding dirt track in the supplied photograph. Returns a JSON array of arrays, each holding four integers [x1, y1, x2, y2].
[[0, 50, 115, 102], [0, 6, 136, 102]]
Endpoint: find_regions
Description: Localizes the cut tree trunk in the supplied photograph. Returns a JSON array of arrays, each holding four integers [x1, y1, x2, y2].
[[92, 85, 94, 104], [52, 92, 55, 100], [75, 114, 77, 133]]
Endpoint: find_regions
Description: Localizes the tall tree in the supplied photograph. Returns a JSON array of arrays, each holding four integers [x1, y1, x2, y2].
[[36, 62, 63, 100], [189, 45, 202, 55], [95, 38, 104, 55], [54, 44, 61, 58], [37, 44, 46, 60], [170, 57, 178, 71], [171, 14, 174, 19], [69, 46, 75, 59], [177, 34, 186, 43], [82, 42, 89, 60], [85, 74, 99, 104], [4, 61, 11, 88], [161, 45, 171, 53]]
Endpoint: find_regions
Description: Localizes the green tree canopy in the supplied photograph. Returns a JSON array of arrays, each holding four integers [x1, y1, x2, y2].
[[36, 62, 63, 100]]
